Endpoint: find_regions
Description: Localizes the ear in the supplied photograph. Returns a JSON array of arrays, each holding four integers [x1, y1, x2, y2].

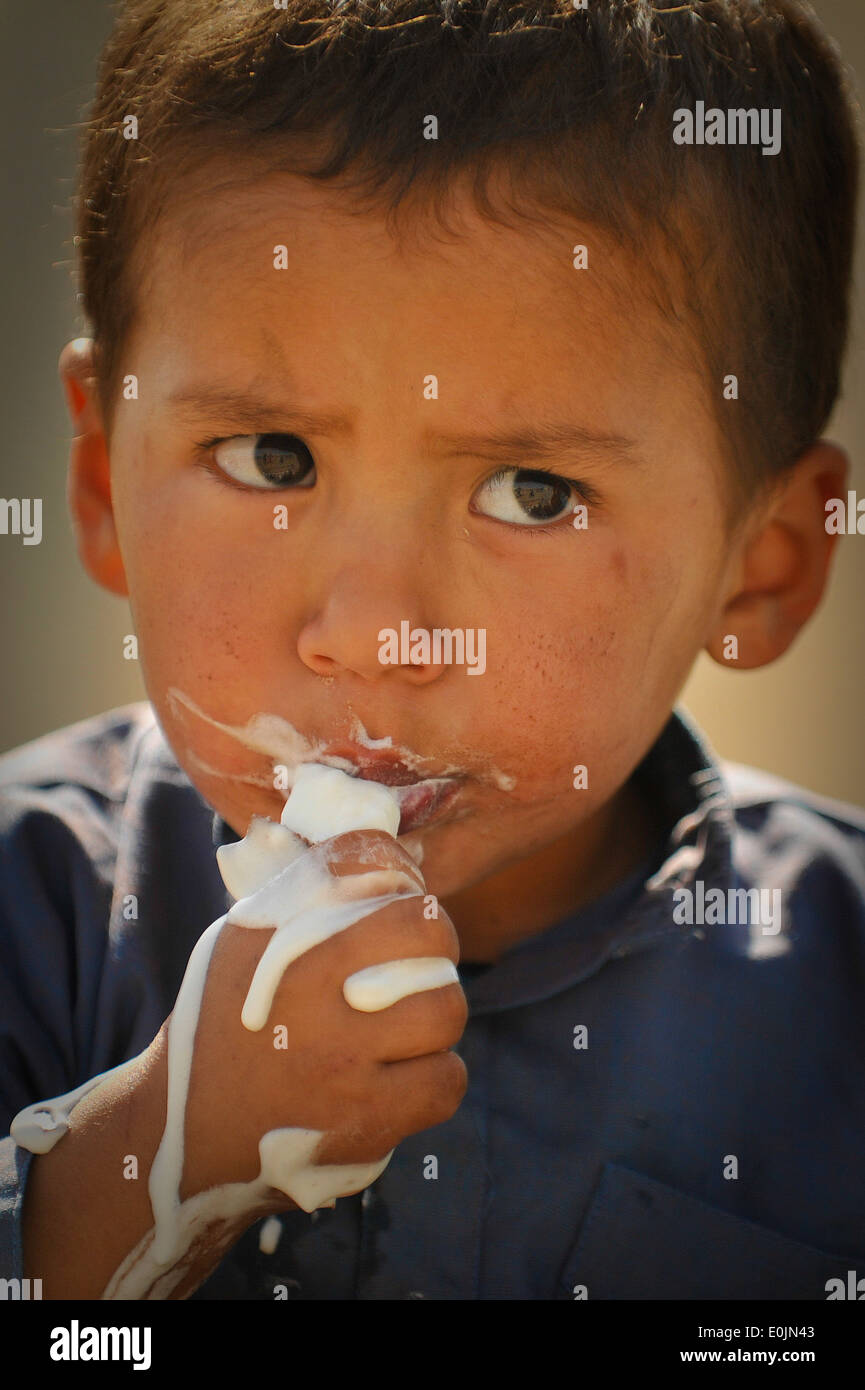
[[705, 441, 848, 669], [59, 338, 128, 597]]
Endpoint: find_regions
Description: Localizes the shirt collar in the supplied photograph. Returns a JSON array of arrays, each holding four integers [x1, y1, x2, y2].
[[463, 705, 737, 1014]]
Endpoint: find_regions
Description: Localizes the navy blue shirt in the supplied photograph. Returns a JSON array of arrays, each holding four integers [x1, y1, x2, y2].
[[1, 702, 864, 1299]]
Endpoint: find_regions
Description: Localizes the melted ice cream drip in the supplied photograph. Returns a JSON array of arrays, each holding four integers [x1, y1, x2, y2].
[[258, 1215, 283, 1256], [103, 1126, 394, 1299], [144, 764, 429, 1278], [10, 1062, 140, 1156], [12, 764, 458, 1297], [11, 763, 460, 1298], [343, 958, 459, 1012]]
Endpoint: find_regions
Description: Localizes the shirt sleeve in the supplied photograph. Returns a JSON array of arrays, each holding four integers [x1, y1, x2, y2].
[[0, 784, 115, 1281], [0, 1140, 33, 1282]]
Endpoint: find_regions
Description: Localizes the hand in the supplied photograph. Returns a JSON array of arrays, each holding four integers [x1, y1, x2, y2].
[[179, 829, 468, 1200]]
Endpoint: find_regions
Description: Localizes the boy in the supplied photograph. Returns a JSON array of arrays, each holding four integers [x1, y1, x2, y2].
[[1, 0, 864, 1299]]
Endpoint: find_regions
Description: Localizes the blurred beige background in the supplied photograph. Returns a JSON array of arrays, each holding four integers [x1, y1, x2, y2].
[[0, 0, 862, 806]]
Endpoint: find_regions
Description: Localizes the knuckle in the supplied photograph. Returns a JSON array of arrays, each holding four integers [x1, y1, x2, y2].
[[401, 906, 460, 958], [426, 1052, 468, 1122], [430, 981, 469, 1039], [401, 980, 467, 1045], [426, 907, 460, 957], [361, 900, 442, 955]]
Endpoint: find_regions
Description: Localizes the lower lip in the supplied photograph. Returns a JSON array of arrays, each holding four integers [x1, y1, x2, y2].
[[396, 780, 462, 835]]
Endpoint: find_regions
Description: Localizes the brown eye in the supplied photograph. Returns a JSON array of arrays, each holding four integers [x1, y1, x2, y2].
[[212, 433, 316, 489], [472, 467, 576, 525]]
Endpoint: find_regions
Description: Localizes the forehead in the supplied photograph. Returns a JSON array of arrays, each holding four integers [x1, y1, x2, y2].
[[126, 154, 713, 450]]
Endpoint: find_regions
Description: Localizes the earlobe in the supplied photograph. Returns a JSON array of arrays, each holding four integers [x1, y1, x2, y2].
[[59, 338, 129, 597], [705, 441, 848, 670]]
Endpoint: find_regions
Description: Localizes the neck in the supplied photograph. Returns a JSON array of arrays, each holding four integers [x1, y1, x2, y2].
[[441, 777, 656, 963]]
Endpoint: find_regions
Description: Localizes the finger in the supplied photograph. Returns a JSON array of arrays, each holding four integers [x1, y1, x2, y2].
[[313, 1049, 469, 1165], [323, 829, 426, 889], [308, 894, 461, 985], [378, 1049, 469, 1137], [345, 973, 468, 1063]]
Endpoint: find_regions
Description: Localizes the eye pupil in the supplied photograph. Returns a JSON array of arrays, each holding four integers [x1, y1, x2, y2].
[[254, 433, 314, 485], [513, 469, 571, 520]]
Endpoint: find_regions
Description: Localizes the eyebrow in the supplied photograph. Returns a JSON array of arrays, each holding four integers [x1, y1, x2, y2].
[[430, 422, 644, 467], [167, 386, 644, 467], [167, 387, 354, 438]]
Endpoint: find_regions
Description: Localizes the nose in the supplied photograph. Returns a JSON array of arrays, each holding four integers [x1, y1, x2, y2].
[[295, 538, 449, 688], [298, 605, 448, 686]]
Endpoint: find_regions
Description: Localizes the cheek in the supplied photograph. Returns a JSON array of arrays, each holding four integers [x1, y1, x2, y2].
[[479, 530, 706, 776], [474, 545, 639, 764], [113, 463, 285, 663], [492, 540, 645, 690], [119, 517, 282, 714]]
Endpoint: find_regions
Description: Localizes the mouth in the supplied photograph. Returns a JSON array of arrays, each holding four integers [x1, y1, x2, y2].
[[390, 777, 463, 834], [320, 742, 465, 834]]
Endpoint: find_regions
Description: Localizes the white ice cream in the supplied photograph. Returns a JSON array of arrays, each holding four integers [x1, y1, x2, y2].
[[279, 762, 401, 841]]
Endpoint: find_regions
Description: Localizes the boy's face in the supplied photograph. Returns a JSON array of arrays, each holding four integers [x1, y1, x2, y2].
[[82, 161, 745, 930]]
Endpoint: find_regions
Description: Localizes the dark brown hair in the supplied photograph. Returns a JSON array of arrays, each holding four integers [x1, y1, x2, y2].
[[76, 0, 860, 506]]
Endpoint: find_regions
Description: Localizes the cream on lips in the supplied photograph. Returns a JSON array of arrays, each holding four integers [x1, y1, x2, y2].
[[12, 763, 460, 1299], [166, 686, 517, 795]]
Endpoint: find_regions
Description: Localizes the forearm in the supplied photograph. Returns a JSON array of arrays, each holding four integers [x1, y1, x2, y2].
[[19, 1034, 263, 1300]]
